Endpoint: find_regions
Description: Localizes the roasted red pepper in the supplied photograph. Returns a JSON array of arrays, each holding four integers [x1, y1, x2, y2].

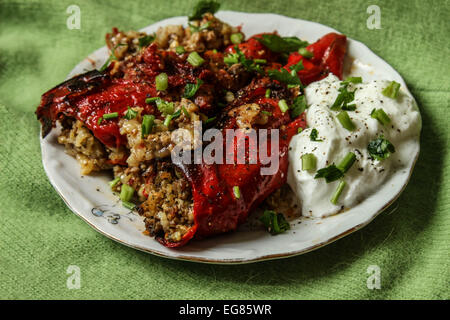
[[284, 32, 347, 85]]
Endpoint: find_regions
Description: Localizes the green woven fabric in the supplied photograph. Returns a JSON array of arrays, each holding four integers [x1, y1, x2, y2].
[[1, 0, 449, 300]]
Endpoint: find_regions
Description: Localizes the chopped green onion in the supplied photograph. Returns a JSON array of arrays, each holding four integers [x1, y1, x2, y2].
[[298, 47, 313, 58], [337, 111, 356, 131], [205, 116, 216, 124], [223, 56, 238, 65], [124, 107, 138, 120], [230, 33, 244, 44], [253, 59, 267, 64], [342, 77, 362, 85], [331, 180, 346, 205], [259, 210, 290, 235], [297, 127, 303, 134], [97, 117, 103, 125], [382, 81, 401, 99], [155, 72, 168, 91], [145, 97, 158, 104], [301, 153, 317, 171], [175, 46, 185, 54], [122, 201, 136, 210], [155, 98, 174, 115], [141, 114, 155, 137], [181, 106, 190, 117], [212, 49, 218, 54], [265, 89, 271, 98], [261, 110, 272, 116], [233, 186, 241, 199], [163, 114, 173, 127], [119, 184, 135, 202], [337, 152, 356, 173], [371, 108, 391, 125], [109, 177, 120, 189], [187, 51, 205, 67], [102, 112, 118, 119], [278, 99, 289, 113]]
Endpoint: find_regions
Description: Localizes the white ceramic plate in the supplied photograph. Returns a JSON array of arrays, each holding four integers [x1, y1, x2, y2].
[[40, 11, 421, 264]]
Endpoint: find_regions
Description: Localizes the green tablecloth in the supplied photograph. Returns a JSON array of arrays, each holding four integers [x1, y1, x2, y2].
[[1, 0, 448, 299]]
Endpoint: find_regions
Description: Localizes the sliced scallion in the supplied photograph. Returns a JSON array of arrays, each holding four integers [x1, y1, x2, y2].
[[278, 99, 289, 113], [382, 81, 400, 99], [265, 89, 271, 98], [141, 114, 155, 137], [109, 177, 120, 189], [175, 46, 185, 54], [187, 51, 205, 67], [122, 201, 136, 210], [331, 180, 346, 205], [103, 112, 118, 119], [155, 72, 168, 91], [145, 97, 158, 104], [337, 152, 356, 173], [301, 153, 317, 171], [233, 186, 241, 199], [371, 108, 391, 126], [230, 33, 244, 44], [337, 111, 356, 131], [181, 106, 190, 117], [119, 184, 135, 203]]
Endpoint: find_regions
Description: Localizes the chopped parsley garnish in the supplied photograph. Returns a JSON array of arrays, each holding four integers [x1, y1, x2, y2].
[[260, 210, 290, 235], [188, 0, 220, 21], [289, 60, 304, 73], [256, 34, 309, 53], [367, 135, 396, 161], [188, 21, 211, 33], [309, 128, 323, 141], [98, 43, 126, 72], [138, 34, 155, 48], [314, 164, 344, 183], [183, 78, 204, 98], [331, 80, 359, 111], [382, 81, 401, 99], [224, 46, 265, 74], [261, 110, 272, 116], [149, 97, 174, 115], [290, 95, 307, 118], [315, 152, 357, 184], [124, 107, 137, 120], [266, 67, 302, 86]]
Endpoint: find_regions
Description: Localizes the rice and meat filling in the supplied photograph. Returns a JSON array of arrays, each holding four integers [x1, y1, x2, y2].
[[58, 99, 199, 241]]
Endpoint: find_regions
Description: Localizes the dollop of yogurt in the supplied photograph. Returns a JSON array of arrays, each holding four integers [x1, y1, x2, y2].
[[287, 74, 421, 218]]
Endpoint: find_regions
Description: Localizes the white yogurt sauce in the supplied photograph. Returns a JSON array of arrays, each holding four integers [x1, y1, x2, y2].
[[287, 74, 421, 218]]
